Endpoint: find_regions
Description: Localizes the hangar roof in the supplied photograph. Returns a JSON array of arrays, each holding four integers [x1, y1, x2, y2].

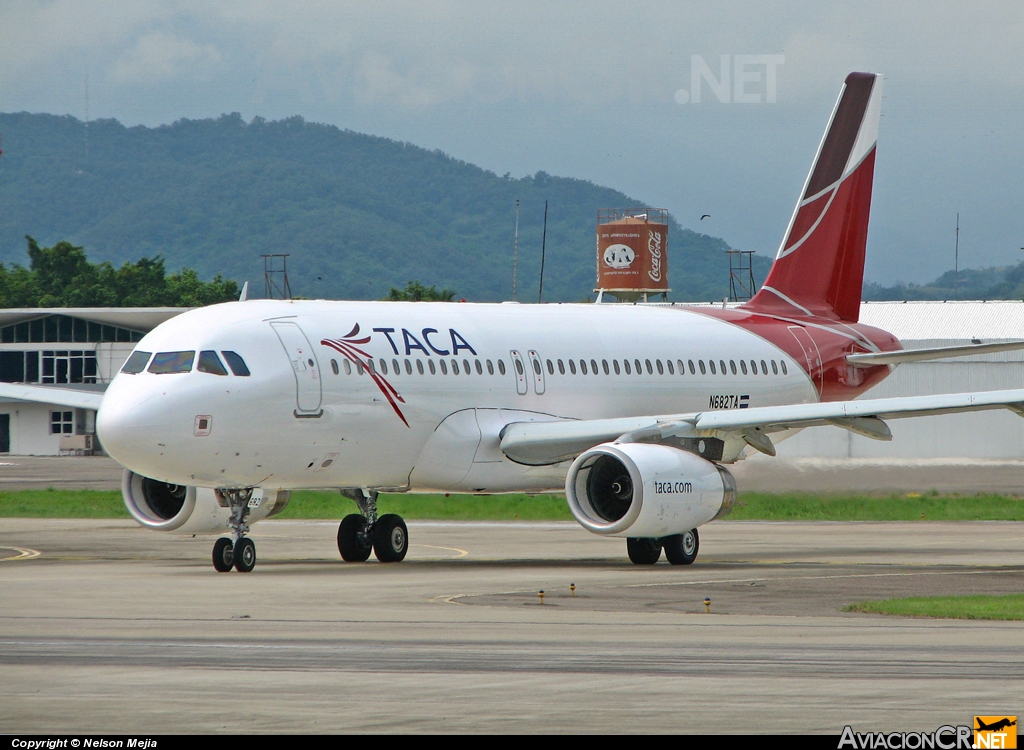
[[0, 308, 190, 332], [858, 301, 1024, 341]]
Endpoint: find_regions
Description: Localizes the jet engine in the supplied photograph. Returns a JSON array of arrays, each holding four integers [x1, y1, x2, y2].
[[565, 443, 735, 538], [121, 470, 290, 535]]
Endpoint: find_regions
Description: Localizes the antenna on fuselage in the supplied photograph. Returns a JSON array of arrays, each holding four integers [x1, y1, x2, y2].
[[238, 281, 249, 302]]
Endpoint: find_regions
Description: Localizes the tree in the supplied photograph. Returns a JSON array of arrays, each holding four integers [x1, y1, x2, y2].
[[384, 280, 457, 302], [0, 236, 239, 307]]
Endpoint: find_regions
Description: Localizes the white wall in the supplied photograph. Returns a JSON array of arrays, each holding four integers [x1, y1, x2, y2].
[[0, 401, 72, 455]]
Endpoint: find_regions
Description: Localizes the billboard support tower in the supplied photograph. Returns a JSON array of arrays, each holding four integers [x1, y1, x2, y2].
[[263, 254, 292, 300], [727, 249, 757, 302]]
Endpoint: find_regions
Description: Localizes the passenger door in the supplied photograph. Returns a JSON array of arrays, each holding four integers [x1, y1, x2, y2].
[[270, 321, 323, 416]]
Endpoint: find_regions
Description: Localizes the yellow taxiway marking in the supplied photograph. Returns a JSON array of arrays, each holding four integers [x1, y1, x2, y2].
[[0, 547, 41, 561], [414, 544, 469, 559]]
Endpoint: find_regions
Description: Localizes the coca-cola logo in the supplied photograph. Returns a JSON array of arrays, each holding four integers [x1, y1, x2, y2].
[[648, 230, 663, 282]]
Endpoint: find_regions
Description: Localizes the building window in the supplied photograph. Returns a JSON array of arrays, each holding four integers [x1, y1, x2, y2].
[[50, 410, 73, 435], [41, 351, 98, 384], [1, 315, 144, 344]]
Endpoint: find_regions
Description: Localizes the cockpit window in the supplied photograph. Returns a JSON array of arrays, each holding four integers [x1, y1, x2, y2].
[[121, 350, 152, 374], [221, 351, 251, 377], [148, 351, 195, 374], [197, 350, 229, 376]]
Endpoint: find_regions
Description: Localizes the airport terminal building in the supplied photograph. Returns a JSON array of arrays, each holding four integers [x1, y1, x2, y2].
[[0, 308, 187, 455], [0, 301, 1021, 458]]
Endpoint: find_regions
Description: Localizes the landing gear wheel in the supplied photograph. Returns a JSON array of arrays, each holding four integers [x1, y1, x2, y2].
[[663, 528, 699, 565], [372, 514, 409, 563], [626, 537, 662, 565], [338, 514, 373, 562], [212, 537, 234, 572], [233, 537, 256, 572]]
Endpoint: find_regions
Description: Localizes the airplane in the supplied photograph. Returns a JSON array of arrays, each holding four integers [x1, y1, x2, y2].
[[976, 719, 1016, 733], [7, 72, 1024, 573]]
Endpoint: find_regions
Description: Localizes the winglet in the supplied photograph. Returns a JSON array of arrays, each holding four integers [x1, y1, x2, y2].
[[238, 281, 249, 302], [743, 73, 882, 322]]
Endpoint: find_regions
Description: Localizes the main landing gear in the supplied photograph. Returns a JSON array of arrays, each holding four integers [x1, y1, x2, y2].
[[337, 489, 409, 563], [212, 489, 258, 573], [627, 528, 699, 566]]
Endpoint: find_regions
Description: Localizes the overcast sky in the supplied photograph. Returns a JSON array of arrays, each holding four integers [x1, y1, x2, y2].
[[2, 1, 1022, 284]]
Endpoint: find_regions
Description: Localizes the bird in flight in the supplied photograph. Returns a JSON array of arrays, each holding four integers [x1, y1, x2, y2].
[[700, 214, 711, 220]]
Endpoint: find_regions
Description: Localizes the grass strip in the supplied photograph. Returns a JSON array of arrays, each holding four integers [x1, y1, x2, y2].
[[3, 489, 1024, 522], [845, 594, 1024, 620]]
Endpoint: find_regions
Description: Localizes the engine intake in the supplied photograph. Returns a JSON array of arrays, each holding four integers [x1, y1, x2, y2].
[[566, 443, 735, 538], [122, 470, 290, 534]]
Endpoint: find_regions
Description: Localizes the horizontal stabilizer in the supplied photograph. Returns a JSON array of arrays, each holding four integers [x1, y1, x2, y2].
[[847, 340, 1024, 367]]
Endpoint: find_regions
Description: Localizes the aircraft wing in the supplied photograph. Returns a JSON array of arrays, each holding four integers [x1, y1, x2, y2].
[[499, 389, 1024, 465], [0, 383, 104, 411]]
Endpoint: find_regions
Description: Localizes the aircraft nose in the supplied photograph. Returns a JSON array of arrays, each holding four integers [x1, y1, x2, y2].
[[96, 386, 172, 468]]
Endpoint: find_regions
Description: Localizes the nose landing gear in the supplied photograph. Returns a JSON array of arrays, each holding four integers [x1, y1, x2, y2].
[[212, 489, 258, 573], [338, 489, 409, 563]]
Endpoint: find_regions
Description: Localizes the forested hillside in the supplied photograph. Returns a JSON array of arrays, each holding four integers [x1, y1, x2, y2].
[[0, 112, 770, 302]]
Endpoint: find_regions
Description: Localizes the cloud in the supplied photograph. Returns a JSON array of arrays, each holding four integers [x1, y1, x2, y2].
[[110, 32, 222, 84]]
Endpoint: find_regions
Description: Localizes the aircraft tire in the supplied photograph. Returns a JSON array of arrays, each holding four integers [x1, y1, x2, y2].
[[213, 537, 234, 572], [626, 537, 662, 565], [663, 528, 699, 565], [372, 514, 409, 563], [338, 514, 373, 562], [233, 538, 256, 572]]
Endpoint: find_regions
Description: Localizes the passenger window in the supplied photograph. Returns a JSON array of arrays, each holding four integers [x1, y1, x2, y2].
[[624, 360, 631, 375], [613, 360, 621, 375], [591, 359, 598, 375], [761, 360, 768, 375], [698, 360, 706, 375], [428, 360, 436, 375], [660, 360, 667, 375], [709, 360, 716, 375], [580, 360, 588, 375], [367, 359, 376, 374], [558, 359, 565, 375], [198, 351, 228, 376], [675, 359, 683, 375], [499, 360, 506, 376], [569, 360, 577, 375], [120, 350, 152, 374], [720, 360, 727, 375], [514, 359, 523, 376], [771, 360, 779, 375], [602, 359, 610, 375], [750, 359, 758, 375], [729, 360, 737, 375], [487, 359, 494, 375], [417, 359, 424, 375], [393, 358, 401, 375], [330, 359, 339, 375], [344, 360, 352, 375], [781, 361, 788, 375], [149, 351, 195, 374], [532, 359, 541, 375], [645, 359, 653, 374], [379, 359, 388, 375], [405, 359, 412, 375], [634, 359, 642, 375], [688, 359, 696, 375], [222, 351, 250, 377], [740, 360, 747, 375], [464, 358, 472, 375], [447, 360, 455, 375], [547, 359, 555, 375], [475, 360, 483, 375], [356, 360, 364, 375]]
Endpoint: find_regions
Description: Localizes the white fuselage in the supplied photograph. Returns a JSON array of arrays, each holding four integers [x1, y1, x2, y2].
[[96, 300, 817, 492]]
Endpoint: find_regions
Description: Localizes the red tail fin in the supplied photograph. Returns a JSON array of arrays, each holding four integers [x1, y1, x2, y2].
[[743, 72, 882, 322]]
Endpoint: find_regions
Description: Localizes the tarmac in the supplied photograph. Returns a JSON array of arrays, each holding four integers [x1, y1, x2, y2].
[[1, 517, 1022, 733]]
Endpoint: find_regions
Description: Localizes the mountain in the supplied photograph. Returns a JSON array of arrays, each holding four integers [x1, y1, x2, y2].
[[864, 262, 1024, 301], [0, 112, 770, 302]]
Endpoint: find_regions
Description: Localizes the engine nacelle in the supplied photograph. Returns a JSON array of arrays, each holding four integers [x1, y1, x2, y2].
[[565, 443, 735, 538], [121, 470, 290, 535]]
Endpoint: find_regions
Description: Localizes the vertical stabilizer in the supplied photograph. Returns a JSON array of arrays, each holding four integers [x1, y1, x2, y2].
[[743, 72, 882, 322]]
